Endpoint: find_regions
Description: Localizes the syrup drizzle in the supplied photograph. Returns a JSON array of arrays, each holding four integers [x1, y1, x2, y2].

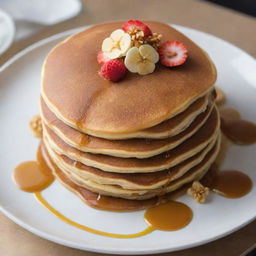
[[201, 165, 253, 198], [12, 146, 54, 192], [222, 119, 256, 145], [220, 107, 256, 145], [144, 201, 193, 231], [13, 143, 192, 238], [35, 192, 155, 239]]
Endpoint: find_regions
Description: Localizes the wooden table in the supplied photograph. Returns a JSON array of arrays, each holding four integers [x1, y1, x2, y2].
[[0, 0, 255, 255]]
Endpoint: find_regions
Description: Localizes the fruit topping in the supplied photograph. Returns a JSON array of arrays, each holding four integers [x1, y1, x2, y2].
[[102, 29, 132, 59], [97, 50, 111, 64], [159, 40, 188, 67], [122, 20, 152, 37], [124, 44, 159, 75], [99, 59, 127, 82]]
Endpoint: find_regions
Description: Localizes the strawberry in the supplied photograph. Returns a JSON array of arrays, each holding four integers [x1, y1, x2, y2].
[[158, 40, 188, 67], [99, 59, 127, 82], [97, 50, 111, 65], [122, 20, 152, 37]]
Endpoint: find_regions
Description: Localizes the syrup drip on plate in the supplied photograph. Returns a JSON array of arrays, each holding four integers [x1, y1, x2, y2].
[[35, 192, 155, 239], [13, 143, 192, 238], [201, 165, 253, 198], [220, 107, 256, 145], [12, 146, 54, 192], [219, 107, 241, 121], [222, 119, 256, 145], [144, 201, 192, 231]]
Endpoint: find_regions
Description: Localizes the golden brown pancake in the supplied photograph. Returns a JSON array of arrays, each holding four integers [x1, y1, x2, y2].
[[44, 134, 217, 190], [43, 106, 220, 173], [42, 100, 213, 158], [41, 21, 216, 138], [41, 94, 209, 140], [41, 142, 188, 211], [45, 136, 220, 200]]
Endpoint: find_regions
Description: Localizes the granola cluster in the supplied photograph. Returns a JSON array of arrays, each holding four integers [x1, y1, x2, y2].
[[127, 29, 162, 49], [146, 33, 163, 49], [29, 115, 43, 138], [187, 181, 210, 203], [127, 28, 146, 47]]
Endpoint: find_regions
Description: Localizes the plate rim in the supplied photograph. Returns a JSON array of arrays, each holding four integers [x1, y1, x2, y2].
[[0, 24, 256, 255]]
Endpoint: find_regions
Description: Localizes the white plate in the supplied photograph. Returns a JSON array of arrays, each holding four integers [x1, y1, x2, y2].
[[0, 25, 256, 255], [0, 8, 15, 55]]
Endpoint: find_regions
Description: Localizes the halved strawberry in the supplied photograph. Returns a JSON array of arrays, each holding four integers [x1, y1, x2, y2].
[[122, 20, 152, 37], [158, 40, 188, 67], [97, 50, 111, 65]]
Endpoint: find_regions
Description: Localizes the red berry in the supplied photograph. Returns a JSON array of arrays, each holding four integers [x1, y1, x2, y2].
[[97, 50, 111, 65], [99, 59, 127, 82], [122, 20, 152, 37], [158, 40, 188, 67]]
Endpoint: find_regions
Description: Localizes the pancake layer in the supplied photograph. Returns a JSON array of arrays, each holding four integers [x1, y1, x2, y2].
[[43, 106, 219, 173], [41, 97, 213, 158], [41, 94, 210, 141], [44, 135, 220, 200], [44, 134, 218, 190], [41, 21, 216, 138]]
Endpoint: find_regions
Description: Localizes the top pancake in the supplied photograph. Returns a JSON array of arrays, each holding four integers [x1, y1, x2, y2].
[[41, 21, 216, 137]]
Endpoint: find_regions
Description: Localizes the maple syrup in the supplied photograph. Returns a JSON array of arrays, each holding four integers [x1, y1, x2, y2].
[[220, 107, 256, 145], [144, 201, 193, 231], [13, 146, 54, 192], [202, 165, 252, 198]]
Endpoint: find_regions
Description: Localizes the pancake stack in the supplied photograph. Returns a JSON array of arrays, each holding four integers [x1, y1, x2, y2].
[[40, 21, 220, 210]]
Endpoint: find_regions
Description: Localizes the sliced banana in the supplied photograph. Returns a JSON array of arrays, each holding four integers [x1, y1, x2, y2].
[[102, 29, 132, 59], [124, 44, 159, 75], [124, 47, 141, 73], [139, 44, 159, 63], [110, 29, 124, 41]]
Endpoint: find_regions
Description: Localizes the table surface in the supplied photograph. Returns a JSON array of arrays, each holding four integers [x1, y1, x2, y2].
[[0, 0, 255, 255]]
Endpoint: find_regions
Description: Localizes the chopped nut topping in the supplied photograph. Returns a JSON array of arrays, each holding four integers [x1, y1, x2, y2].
[[128, 28, 147, 47], [187, 181, 210, 203], [29, 115, 43, 138], [146, 33, 162, 49], [128, 29, 162, 49]]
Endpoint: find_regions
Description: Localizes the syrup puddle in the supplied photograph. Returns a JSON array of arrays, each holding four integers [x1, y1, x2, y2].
[[13, 146, 54, 192], [202, 167, 253, 198], [220, 107, 256, 145], [144, 201, 192, 231]]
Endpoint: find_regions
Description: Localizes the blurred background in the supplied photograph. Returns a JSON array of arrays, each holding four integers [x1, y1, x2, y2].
[[0, 0, 255, 62]]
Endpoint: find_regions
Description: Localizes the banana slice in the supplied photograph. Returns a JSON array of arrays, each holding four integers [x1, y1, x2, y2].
[[102, 29, 132, 59], [124, 44, 159, 75]]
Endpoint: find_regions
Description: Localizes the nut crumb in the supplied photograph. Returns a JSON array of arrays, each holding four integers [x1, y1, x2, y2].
[[128, 28, 146, 47], [29, 115, 42, 138], [128, 29, 162, 49], [187, 181, 210, 203], [146, 33, 162, 49]]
